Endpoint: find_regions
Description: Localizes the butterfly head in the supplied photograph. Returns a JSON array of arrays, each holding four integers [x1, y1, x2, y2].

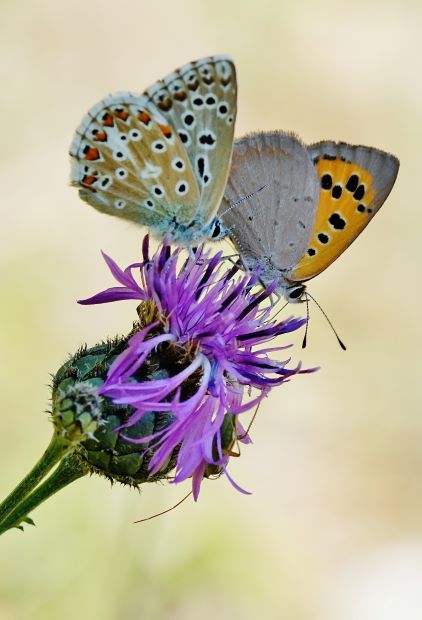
[[284, 282, 307, 303], [275, 279, 307, 303], [208, 216, 228, 241]]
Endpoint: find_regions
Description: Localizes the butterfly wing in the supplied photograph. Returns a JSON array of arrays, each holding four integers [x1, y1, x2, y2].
[[144, 55, 237, 225], [221, 131, 319, 279], [290, 142, 400, 282], [70, 92, 201, 230]]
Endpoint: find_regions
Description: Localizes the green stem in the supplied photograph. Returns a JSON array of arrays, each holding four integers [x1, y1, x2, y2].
[[0, 433, 72, 525], [0, 454, 88, 535]]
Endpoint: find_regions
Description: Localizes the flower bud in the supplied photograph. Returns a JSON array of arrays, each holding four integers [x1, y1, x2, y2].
[[52, 378, 103, 444], [52, 337, 185, 487]]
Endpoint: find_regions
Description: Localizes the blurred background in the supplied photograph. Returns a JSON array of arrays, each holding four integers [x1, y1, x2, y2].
[[0, 0, 421, 618]]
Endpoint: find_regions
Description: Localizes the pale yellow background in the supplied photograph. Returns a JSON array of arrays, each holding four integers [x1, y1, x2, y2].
[[0, 1, 421, 619]]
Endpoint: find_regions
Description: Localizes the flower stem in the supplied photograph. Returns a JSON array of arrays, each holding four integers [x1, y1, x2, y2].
[[0, 433, 72, 526], [0, 453, 88, 535]]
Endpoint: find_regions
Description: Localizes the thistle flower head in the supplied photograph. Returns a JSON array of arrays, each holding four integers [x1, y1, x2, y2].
[[79, 236, 311, 499]]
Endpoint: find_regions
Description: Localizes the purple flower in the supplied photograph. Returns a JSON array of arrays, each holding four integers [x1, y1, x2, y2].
[[79, 236, 311, 499]]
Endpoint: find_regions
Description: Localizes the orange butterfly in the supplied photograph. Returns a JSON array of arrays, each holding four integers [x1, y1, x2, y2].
[[221, 131, 399, 302]]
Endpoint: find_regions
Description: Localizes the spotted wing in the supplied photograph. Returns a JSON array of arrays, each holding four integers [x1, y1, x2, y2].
[[221, 131, 319, 277], [290, 141, 400, 282], [144, 55, 237, 224], [70, 92, 200, 228]]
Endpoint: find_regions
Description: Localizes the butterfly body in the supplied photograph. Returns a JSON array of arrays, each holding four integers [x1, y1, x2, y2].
[[70, 56, 236, 245], [221, 131, 399, 302]]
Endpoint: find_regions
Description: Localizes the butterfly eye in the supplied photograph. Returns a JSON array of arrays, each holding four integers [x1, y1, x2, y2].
[[210, 218, 225, 239], [287, 285, 306, 301]]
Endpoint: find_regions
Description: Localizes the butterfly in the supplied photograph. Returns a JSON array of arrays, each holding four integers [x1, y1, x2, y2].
[[69, 55, 237, 245], [220, 131, 399, 302]]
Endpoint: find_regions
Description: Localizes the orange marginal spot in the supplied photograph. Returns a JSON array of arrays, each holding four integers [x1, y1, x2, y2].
[[81, 175, 97, 192], [220, 77, 231, 87], [114, 110, 130, 121], [292, 159, 376, 282], [93, 130, 107, 142], [82, 174, 97, 186], [187, 79, 199, 91], [158, 99, 173, 112], [174, 91, 187, 102], [83, 146, 100, 160], [158, 123, 172, 139], [203, 76, 214, 85], [138, 111, 151, 125], [101, 113, 114, 127]]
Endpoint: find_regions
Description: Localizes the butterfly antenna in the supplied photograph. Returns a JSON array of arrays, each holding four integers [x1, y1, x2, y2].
[[134, 491, 193, 524], [271, 299, 289, 321], [219, 185, 267, 218], [302, 294, 311, 348], [306, 292, 347, 350]]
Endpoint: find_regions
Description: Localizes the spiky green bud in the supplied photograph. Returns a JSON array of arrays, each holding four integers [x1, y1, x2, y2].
[[51, 336, 179, 488], [52, 379, 103, 444]]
